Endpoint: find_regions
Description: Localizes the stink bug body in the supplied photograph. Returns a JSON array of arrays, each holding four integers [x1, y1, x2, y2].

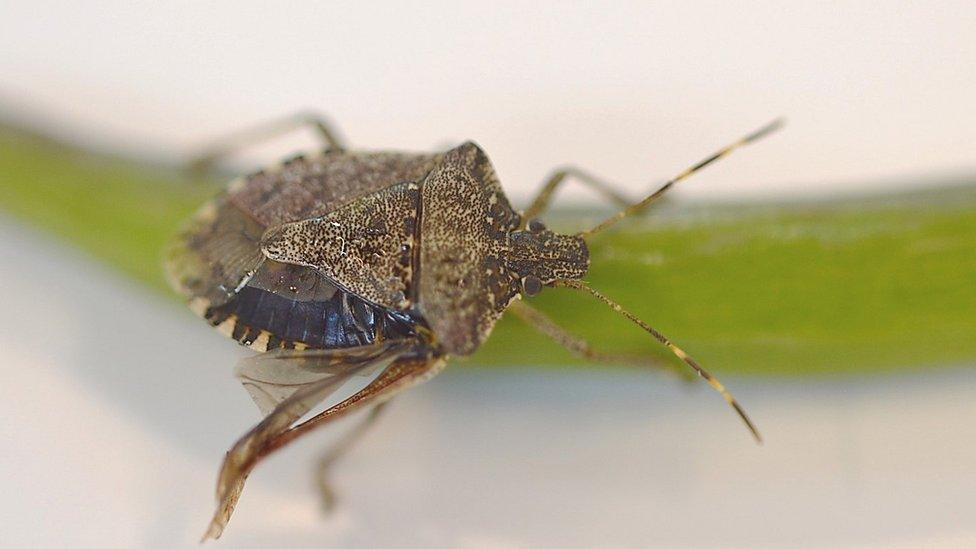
[[167, 112, 780, 540]]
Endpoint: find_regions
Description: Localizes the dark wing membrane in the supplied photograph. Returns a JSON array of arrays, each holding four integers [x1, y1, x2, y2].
[[200, 260, 418, 351]]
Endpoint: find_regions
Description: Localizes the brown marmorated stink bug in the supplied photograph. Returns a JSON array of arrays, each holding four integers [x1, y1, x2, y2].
[[166, 113, 781, 540]]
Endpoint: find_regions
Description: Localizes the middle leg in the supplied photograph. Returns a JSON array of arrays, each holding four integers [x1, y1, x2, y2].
[[507, 300, 689, 380], [315, 401, 389, 513]]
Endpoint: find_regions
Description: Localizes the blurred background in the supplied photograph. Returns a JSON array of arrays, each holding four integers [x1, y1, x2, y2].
[[1, 2, 974, 548]]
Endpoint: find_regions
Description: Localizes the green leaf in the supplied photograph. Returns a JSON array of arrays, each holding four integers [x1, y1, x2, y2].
[[2, 123, 974, 376]]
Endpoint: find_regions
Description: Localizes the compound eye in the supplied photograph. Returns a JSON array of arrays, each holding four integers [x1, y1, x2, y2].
[[527, 218, 546, 233], [522, 275, 543, 297]]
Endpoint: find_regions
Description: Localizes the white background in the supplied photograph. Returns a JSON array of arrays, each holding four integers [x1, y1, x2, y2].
[[1, 1, 975, 203]]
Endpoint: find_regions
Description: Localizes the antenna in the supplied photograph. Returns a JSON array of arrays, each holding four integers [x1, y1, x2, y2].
[[555, 279, 762, 443], [580, 119, 784, 238]]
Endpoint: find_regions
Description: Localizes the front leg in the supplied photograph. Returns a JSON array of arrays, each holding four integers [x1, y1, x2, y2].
[[521, 166, 633, 227]]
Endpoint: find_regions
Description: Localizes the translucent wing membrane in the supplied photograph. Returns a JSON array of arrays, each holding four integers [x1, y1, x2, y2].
[[235, 344, 404, 416]]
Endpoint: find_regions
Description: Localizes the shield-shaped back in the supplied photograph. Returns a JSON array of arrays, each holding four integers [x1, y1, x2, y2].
[[418, 142, 524, 355]]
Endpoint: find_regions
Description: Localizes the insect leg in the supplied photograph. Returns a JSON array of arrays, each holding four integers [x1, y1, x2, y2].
[[205, 342, 409, 540], [507, 300, 689, 380], [204, 346, 444, 541], [315, 401, 389, 513], [521, 167, 633, 227], [186, 110, 346, 176]]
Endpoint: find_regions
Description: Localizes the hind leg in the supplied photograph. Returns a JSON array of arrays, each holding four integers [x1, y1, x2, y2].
[[315, 402, 389, 513], [507, 300, 689, 380], [204, 346, 444, 541]]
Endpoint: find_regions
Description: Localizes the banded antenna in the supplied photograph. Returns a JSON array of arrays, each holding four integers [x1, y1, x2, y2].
[[579, 119, 784, 238], [554, 280, 762, 443]]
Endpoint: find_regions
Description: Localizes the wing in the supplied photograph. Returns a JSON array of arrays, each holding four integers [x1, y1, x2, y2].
[[230, 150, 441, 228], [166, 194, 266, 308], [167, 150, 441, 310], [235, 343, 403, 416], [187, 257, 420, 352], [260, 181, 421, 310]]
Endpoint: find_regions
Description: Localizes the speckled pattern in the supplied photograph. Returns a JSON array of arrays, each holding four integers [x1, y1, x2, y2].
[[166, 150, 441, 348], [166, 139, 595, 539], [261, 182, 420, 310], [168, 142, 588, 356], [167, 150, 440, 307], [230, 150, 439, 228], [418, 142, 588, 355]]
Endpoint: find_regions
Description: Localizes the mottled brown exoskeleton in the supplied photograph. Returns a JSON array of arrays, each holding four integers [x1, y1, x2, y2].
[[167, 112, 780, 540]]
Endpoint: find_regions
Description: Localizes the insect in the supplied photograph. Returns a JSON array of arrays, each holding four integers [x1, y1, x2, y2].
[[166, 112, 780, 540]]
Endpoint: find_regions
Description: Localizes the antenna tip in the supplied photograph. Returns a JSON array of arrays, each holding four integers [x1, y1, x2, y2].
[[751, 427, 764, 445], [746, 118, 786, 143]]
